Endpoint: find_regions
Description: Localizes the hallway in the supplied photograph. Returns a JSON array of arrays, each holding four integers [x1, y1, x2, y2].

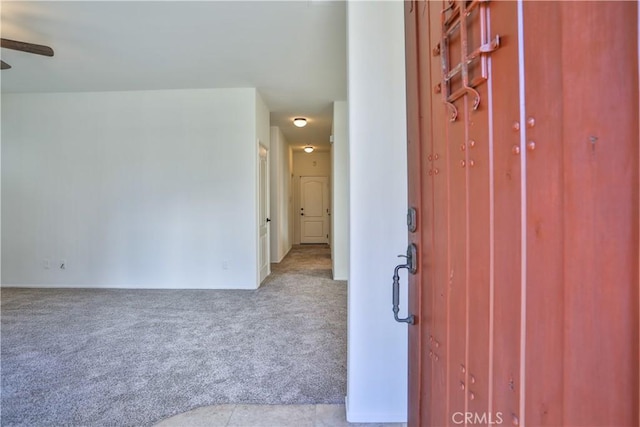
[[270, 244, 334, 277]]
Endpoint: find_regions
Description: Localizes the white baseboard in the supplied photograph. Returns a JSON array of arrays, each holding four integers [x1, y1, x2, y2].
[[0, 283, 258, 290], [270, 245, 293, 264], [344, 395, 407, 424]]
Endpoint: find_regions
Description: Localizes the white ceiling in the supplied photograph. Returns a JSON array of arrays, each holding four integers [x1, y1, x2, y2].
[[0, 0, 347, 150]]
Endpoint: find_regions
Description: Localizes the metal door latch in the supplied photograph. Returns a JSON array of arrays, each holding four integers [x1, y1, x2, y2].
[[407, 207, 418, 233], [392, 244, 417, 324]]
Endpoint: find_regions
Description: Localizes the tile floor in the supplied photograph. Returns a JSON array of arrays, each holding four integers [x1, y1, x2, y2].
[[154, 404, 407, 427]]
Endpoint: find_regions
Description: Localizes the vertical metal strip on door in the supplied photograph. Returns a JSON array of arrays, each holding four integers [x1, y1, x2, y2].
[[486, 0, 522, 423]]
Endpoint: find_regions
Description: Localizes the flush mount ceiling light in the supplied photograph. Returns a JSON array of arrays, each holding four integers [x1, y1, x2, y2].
[[293, 117, 307, 128], [303, 146, 314, 153]]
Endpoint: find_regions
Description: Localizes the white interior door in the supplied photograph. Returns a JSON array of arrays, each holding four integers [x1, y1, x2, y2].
[[259, 144, 270, 283], [300, 176, 329, 244]]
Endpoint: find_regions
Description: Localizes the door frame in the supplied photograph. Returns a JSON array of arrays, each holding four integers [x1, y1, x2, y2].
[[299, 175, 330, 244], [258, 141, 270, 284]]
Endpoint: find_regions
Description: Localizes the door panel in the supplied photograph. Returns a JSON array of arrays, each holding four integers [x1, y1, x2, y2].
[[300, 176, 329, 244], [405, 1, 638, 426], [521, 2, 564, 424], [303, 221, 323, 238], [466, 78, 491, 419], [446, 97, 468, 423], [259, 144, 270, 283], [302, 181, 323, 216], [551, 2, 638, 425]]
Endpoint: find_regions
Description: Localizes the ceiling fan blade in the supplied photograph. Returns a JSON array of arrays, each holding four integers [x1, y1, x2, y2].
[[1, 60, 11, 70], [1, 38, 54, 57]]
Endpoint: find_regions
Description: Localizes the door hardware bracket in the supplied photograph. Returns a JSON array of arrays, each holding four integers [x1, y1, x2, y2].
[[440, 0, 501, 115], [407, 207, 418, 233], [392, 244, 417, 324], [479, 35, 501, 54]]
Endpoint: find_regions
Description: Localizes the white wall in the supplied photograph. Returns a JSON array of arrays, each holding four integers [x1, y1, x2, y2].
[[292, 151, 331, 176], [292, 150, 331, 244], [332, 101, 349, 281], [269, 126, 292, 263], [2, 88, 263, 289], [347, 1, 408, 423], [256, 92, 270, 152]]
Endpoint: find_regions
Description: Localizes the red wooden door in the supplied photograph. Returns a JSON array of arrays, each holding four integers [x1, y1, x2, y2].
[[404, 1, 639, 426]]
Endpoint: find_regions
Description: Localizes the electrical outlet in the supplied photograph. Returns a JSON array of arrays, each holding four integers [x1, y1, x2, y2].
[[222, 260, 229, 270], [59, 260, 67, 270], [43, 259, 51, 269]]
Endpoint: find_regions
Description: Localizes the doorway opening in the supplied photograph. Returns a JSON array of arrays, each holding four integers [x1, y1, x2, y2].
[[292, 150, 331, 247], [299, 176, 330, 245]]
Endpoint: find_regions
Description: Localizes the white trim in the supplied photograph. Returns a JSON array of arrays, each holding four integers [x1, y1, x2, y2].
[[487, 50, 496, 420], [517, 0, 528, 425], [258, 140, 271, 285], [1, 283, 258, 290], [345, 409, 407, 424], [637, 2, 640, 421], [271, 246, 292, 264]]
